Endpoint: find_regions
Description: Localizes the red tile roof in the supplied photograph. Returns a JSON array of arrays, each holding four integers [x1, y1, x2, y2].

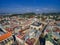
[[0, 32, 12, 41]]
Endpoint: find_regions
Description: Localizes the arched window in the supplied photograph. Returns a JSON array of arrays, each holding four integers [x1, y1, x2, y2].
[[39, 28, 40, 30], [31, 27, 33, 29], [34, 28, 36, 30]]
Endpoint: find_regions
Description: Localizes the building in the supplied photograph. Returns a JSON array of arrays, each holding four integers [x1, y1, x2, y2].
[[30, 22, 44, 31], [0, 28, 14, 45], [0, 32, 14, 45]]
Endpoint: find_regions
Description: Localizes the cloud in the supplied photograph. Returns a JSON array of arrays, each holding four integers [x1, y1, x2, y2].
[[36, 9, 40, 11], [50, 8, 56, 10], [42, 8, 56, 11], [42, 8, 48, 10], [36, 8, 42, 11]]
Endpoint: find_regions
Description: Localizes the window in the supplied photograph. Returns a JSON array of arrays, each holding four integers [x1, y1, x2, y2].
[[31, 27, 33, 29], [4, 40, 7, 45], [0, 41, 5, 45], [7, 39, 10, 42], [39, 28, 40, 30], [34, 28, 36, 30]]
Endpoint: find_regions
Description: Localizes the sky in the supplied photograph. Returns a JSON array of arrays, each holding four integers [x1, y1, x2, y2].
[[0, 0, 60, 14]]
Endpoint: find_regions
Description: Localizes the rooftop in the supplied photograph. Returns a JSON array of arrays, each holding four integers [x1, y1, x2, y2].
[[0, 32, 12, 41], [31, 22, 42, 26]]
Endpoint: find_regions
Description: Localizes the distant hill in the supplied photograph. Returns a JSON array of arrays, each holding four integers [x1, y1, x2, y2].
[[0, 12, 60, 16], [42, 12, 60, 16]]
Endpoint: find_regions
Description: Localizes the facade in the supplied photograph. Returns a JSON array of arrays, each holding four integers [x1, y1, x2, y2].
[[30, 22, 44, 31]]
